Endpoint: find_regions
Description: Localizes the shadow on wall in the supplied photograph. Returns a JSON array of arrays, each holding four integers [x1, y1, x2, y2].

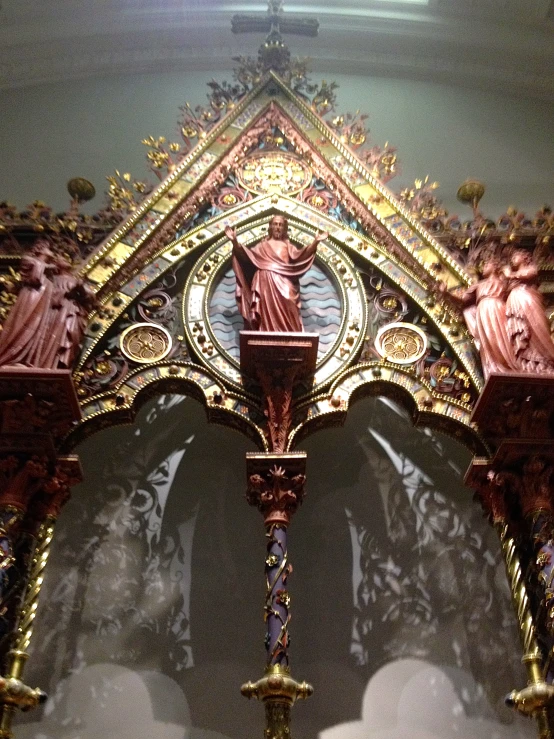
[[15, 662, 232, 739], [15, 394, 534, 739], [320, 658, 531, 739]]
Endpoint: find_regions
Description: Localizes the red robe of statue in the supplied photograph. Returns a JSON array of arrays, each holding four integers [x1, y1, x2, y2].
[[232, 238, 316, 332], [0, 253, 53, 367]]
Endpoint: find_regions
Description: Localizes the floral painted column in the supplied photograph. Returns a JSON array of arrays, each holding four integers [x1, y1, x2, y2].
[[241, 452, 313, 739]]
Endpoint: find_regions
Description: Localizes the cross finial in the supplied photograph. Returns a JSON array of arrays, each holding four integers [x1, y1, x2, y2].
[[232, 1, 319, 75]]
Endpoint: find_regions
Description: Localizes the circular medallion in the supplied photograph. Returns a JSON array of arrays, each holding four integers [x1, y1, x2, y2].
[[120, 323, 172, 363], [236, 152, 312, 196], [374, 322, 428, 365], [183, 215, 367, 391]]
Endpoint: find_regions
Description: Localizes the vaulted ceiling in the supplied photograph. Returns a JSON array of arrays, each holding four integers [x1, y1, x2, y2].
[[1, 0, 553, 99]]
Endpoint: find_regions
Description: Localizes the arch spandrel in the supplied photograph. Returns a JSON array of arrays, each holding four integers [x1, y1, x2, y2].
[[71, 192, 484, 454]]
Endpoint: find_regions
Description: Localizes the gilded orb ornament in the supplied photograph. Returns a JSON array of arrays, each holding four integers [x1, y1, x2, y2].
[[67, 177, 96, 203], [120, 323, 172, 363], [457, 179, 485, 211], [374, 322, 428, 365]]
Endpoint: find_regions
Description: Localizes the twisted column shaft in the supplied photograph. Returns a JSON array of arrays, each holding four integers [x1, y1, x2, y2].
[[497, 523, 553, 739], [12, 517, 55, 655], [265, 524, 291, 667]]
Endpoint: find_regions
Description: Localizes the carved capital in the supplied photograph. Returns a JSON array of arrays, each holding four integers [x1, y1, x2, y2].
[[24, 456, 82, 533], [246, 453, 307, 526], [465, 458, 510, 524], [0, 455, 48, 514], [490, 453, 554, 519], [247, 466, 306, 527]]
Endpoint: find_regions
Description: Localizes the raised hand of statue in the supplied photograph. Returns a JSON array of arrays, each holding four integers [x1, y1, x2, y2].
[[225, 226, 238, 244], [304, 230, 328, 258]]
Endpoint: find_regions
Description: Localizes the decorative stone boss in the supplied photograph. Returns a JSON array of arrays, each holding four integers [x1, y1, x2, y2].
[[225, 215, 328, 333]]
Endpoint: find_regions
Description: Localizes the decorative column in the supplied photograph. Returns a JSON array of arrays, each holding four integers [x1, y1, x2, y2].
[[242, 453, 313, 737], [469, 461, 554, 737], [0, 369, 82, 739], [239, 332, 318, 739], [466, 373, 554, 737]]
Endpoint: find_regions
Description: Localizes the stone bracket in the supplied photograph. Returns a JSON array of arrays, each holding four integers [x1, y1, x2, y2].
[[240, 332, 318, 453]]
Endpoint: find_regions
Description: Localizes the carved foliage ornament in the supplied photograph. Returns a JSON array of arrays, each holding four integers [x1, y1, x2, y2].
[[246, 464, 306, 526]]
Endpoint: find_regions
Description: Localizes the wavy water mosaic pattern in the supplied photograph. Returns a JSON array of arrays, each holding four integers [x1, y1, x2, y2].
[[209, 264, 342, 362]]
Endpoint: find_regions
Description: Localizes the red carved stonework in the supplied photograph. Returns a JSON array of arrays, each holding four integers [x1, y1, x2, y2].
[[465, 459, 509, 525], [0, 456, 48, 514], [0, 246, 96, 371], [240, 331, 318, 453], [489, 449, 554, 519], [448, 251, 554, 380], [0, 368, 83, 665], [22, 456, 82, 535], [246, 452, 307, 526], [227, 215, 327, 333], [471, 373, 554, 445], [0, 368, 81, 451]]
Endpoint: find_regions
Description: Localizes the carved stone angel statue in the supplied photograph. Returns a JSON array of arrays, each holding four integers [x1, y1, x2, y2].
[[225, 215, 328, 333], [0, 241, 96, 370], [445, 258, 518, 379], [445, 249, 554, 379], [504, 249, 554, 373]]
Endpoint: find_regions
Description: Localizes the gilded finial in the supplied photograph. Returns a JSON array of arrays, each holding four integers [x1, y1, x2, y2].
[[457, 179, 485, 218], [67, 177, 96, 203], [231, 1, 318, 76]]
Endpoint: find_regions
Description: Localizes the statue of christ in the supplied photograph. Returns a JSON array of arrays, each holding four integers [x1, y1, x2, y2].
[[225, 215, 327, 333]]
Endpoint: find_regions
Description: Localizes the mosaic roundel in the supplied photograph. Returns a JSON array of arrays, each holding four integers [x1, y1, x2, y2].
[[183, 219, 367, 390], [374, 322, 428, 365], [120, 322, 172, 363], [236, 152, 312, 196]]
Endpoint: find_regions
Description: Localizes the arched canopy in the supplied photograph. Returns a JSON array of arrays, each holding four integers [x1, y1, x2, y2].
[[68, 71, 484, 454]]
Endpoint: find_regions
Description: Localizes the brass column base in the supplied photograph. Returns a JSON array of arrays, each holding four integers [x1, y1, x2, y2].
[[0, 650, 47, 739], [241, 665, 313, 739], [505, 653, 554, 739]]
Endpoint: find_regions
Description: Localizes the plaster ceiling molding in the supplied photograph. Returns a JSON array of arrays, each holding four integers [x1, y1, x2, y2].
[[0, 0, 552, 97]]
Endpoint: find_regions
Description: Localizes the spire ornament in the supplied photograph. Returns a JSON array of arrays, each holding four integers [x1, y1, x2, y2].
[[232, 1, 319, 76]]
